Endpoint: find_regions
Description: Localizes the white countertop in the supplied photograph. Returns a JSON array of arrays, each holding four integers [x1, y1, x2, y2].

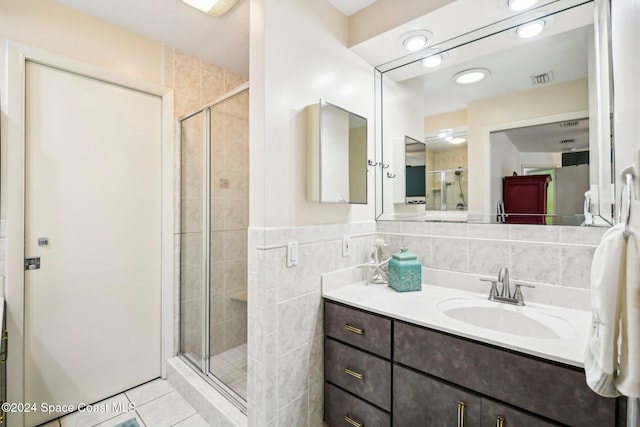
[[323, 281, 591, 368]]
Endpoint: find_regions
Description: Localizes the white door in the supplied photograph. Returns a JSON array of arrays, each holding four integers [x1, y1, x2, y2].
[[24, 61, 162, 426]]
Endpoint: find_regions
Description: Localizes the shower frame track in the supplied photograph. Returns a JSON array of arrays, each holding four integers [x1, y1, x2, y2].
[[178, 82, 249, 415]]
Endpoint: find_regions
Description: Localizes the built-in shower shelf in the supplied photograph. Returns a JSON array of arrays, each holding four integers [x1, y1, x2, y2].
[[230, 292, 248, 302]]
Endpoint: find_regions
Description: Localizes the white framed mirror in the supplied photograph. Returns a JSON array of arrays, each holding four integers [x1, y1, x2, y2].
[[366, 0, 613, 226]]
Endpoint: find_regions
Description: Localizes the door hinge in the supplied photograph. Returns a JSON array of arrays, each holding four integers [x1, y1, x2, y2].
[[24, 257, 41, 270]]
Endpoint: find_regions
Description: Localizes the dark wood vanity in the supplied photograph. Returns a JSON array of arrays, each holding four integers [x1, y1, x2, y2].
[[324, 299, 625, 427]]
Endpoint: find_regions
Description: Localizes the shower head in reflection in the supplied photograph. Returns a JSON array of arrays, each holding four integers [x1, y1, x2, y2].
[[454, 168, 463, 176]]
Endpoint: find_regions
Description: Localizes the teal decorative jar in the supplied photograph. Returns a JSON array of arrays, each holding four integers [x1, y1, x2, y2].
[[388, 247, 422, 292]]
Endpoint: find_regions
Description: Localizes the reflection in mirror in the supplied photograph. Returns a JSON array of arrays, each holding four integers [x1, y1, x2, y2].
[[306, 100, 368, 204], [423, 128, 468, 211], [370, 0, 613, 225], [491, 118, 590, 225]]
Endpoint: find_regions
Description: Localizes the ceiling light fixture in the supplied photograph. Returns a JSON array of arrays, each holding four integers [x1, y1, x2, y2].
[[516, 19, 546, 38], [452, 68, 490, 85], [182, 0, 238, 16], [421, 50, 448, 68], [399, 30, 433, 52], [508, 0, 539, 11], [449, 137, 467, 145]]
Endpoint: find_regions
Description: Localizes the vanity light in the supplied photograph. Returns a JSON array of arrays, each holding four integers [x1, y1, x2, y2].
[[399, 30, 433, 52], [181, 0, 238, 16], [508, 0, 538, 11], [516, 20, 546, 38], [452, 68, 490, 85]]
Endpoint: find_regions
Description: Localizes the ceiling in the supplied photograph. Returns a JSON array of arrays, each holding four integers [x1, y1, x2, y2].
[[496, 118, 590, 153], [51, 0, 250, 75], [49, 0, 379, 77], [327, 0, 379, 16]]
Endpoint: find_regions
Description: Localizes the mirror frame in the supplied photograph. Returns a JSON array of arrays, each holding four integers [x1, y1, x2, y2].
[[373, 0, 614, 226]]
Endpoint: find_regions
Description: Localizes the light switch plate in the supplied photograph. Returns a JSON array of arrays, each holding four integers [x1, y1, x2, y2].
[[342, 235, 351, 257], [287, 242, 299, 267]]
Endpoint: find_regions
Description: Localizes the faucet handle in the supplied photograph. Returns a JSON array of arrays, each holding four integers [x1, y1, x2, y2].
[[480, 277, 499, 298], [513, 282, 535, 305]]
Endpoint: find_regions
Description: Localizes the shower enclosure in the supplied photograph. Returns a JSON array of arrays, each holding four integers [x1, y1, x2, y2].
[[179, 84, 249, 411]]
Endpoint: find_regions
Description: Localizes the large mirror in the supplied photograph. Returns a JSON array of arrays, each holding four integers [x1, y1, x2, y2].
[[306, 100, 368, 204], [364, 0, 613, 225]]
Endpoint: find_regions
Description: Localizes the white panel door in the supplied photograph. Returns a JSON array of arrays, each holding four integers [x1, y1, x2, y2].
[[24, 62, 162, 426]]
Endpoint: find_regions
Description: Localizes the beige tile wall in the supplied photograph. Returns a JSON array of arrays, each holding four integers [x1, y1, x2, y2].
[[165, 45, 248, 359]]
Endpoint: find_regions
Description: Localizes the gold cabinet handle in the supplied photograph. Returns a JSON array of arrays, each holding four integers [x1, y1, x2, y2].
[[457, 401, 466, 427], [344, 414, 364, 427], [344, 368, 364, 380], [496, 416, 504, 427], [0, 329, 7, 364], [344, 324, 364, 335]]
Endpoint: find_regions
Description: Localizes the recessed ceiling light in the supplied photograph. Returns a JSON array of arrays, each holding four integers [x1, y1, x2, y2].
[[516, 20, 546, 38], [399, 30, 433, 52], [437, 129, 452, 139], [452, 68, 490, 85], [182, 0, 238, 16], [508, 0, 538, 11], [403, 35, 427, 51], [421, 51, 448, 68], [449, 137, 467, 145]]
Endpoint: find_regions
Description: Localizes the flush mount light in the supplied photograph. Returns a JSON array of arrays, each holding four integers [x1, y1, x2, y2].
[[449, 137, 467, 145], [437, 129, 452, 139], [516, 19, 546, 38], [508, 0, 538, 11], [399, 30, 433, 52], [452, 68, 490, 85], [182, 0, 238, 16]]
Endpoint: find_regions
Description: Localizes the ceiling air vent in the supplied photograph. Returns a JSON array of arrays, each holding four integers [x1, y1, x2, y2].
[[560, 121, 580, 128], [560, 139, 576, 144], [531, 71, 554, 85]]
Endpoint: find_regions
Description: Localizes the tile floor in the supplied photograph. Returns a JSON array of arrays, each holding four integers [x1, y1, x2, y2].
[[209, 343, 247, 400], [39, 379, 211, 427]]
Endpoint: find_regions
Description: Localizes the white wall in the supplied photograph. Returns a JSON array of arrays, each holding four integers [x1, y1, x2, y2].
[[250, 0, 376, 227], [490, 133, 521, 213], [0, 0, 164, 220], [612, 1, 640, 205]]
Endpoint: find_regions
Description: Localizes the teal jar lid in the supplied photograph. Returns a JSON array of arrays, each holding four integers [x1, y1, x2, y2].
[[392, 247, 417, 261]]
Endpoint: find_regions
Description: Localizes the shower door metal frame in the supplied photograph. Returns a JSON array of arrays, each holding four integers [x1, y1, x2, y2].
[[178, 82, 249, 414]]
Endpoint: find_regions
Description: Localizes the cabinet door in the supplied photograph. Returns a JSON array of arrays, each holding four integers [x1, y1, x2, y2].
[[482, 398, 561, 427], [394, 364, 481, 427]]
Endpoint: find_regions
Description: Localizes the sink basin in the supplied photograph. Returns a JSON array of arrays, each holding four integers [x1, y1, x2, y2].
[[437, 298, 575, 339]]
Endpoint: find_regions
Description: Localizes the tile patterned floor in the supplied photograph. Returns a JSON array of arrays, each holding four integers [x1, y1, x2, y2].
[[209, 343, 247, 400], [38, 379, 211, 427]]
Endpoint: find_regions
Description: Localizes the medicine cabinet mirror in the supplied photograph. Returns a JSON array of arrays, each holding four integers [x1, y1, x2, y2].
[[307, 100, 368, 204], [364, 0, 613, 226]]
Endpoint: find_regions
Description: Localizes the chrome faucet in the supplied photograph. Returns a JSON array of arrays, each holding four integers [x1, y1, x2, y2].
[[480, 267, 535, 306], [497, 267, 511, 298]]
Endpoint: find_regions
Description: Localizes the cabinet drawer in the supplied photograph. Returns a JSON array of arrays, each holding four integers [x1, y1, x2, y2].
[[482, 398, 560, 427], [393, 364, 481, 427], [325, 382, 390, 427], [324, 300, 391, 358], [325, 338, 391, 411], [394, 321, 616, 427]]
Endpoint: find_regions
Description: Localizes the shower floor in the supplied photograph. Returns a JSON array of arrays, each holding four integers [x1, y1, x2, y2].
[[209, 343, 247, 400]]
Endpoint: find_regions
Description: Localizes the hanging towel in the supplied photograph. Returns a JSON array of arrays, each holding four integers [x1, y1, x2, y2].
[[617, 200, 640, 398], [585, 199, 640, 398]]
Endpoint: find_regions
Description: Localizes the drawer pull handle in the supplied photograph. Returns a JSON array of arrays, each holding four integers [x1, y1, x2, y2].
[[457, 401, 465, 427], [496, 416, 504, 427], [344, 415, 364, 427], [344, 324, 364, 335], [344, 368, 364, 380]]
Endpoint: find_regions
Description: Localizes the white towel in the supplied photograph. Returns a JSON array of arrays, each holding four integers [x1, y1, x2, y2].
[[585, 200, 640, 398]]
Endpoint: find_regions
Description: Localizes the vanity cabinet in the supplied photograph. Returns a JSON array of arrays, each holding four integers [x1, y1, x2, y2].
[[324, 300, 622, 427], [324, 301, 392, 427]]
